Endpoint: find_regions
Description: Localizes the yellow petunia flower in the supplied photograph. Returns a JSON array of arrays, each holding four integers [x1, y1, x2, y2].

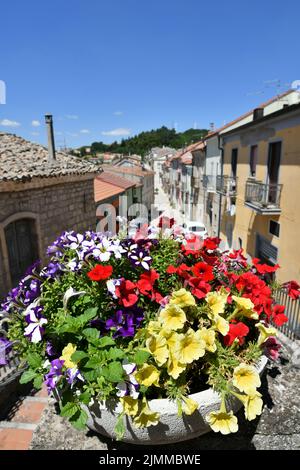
[[256, 322, 277, 346], [232, 363, 261, 394], [167, 354, 186, 379], [120, 396, 139, 417], [60, 343, 77, 369], [133, 401, 160, 428], [212, 314, 229, 336], [169, 288, 196, 308], [146, 334, 169, 366], [159, 304, 187, 331], [236, 391, 263, 421], [182, 396, 199, 416], [206, 289, 228, 317], [206, 409, 238, 434], [146, 320, 162, 336], [173, 329, 206, 364], [198, 327, 217, 352], [135, 364, 160, 387], [231, 295, 258, 320]]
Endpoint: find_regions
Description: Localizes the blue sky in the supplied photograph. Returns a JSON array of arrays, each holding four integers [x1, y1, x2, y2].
[[0, 0, 299, 149]]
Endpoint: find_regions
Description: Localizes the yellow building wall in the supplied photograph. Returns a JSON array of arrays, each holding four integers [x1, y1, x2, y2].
[[220, 123, 300, 283]]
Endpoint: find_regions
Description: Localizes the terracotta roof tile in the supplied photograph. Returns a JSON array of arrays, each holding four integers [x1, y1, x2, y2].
[[94, 179, 125, 202], [0, 133, 101, 181], [96, 171, 135, 190]]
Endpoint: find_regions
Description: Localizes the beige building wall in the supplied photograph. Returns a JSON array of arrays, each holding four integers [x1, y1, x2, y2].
[[220, 113, 300, 283]]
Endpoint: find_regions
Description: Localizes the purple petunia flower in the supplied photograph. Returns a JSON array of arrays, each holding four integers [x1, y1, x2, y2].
[[0, 337, 12, 366], [66, 367, 84, 387], [116, 361, 139, 399], [46, 341, 56, 357], [44, 359, 64, 392], [105, 306, 144, 338], [129, 249, 152, 270], [24, 305, 47, 343], [44, 261, 63, 278]]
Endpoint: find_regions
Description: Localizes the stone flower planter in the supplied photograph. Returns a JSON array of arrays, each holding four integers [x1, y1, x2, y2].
[[85, 355, 268, 445]]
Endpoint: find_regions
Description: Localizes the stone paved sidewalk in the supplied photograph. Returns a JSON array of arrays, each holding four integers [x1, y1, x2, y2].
[[28, 346, 300, 451]]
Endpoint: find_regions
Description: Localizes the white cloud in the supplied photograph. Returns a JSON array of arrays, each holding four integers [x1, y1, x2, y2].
[[113, 111, 123, 116], [31, 131, 39, 136], [66, 132, 79, 137], [0, 118, 21, 127], [65, 114, 79, 120], [80, 129, 90, 134], [55, 131, 63, 136], [31, 120, 40, 127], [101, 128, 131, 137]]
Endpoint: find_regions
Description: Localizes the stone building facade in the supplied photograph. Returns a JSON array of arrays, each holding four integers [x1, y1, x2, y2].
[[0, 132, 100, 298]]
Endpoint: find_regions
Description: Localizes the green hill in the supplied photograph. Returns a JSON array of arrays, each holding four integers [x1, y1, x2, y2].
[[76, 126, 208, 158]]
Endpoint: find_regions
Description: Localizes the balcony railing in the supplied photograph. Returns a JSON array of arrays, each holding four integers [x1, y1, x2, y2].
[[244, 180, 282, 214], [203, 175, 216, 192], [216, 175, 237, 195]]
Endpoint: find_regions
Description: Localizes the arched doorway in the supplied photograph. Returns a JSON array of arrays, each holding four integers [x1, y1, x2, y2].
[[4, 218, 39, 286]]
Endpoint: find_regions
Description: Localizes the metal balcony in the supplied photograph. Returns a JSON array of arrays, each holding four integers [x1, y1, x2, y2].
[[244, 180, 282, 214], [203, 175, 216, 192], [216, 175, 237, 196]]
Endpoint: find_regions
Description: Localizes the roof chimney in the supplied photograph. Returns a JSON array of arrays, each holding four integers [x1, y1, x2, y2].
[[45, 114, 56, 162], [253, 108, 264, 121]]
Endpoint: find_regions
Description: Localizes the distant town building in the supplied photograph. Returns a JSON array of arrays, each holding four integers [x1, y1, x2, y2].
[[94, 171, 137, 232], [219, 100, 300, 283], [103, 164, 154, 218]]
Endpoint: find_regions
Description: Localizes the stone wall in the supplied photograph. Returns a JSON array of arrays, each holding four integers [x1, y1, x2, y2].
[[0, 176, 96, 298]]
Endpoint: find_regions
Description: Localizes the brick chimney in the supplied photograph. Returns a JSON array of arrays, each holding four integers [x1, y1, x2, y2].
[[45, 114, 56, 163]]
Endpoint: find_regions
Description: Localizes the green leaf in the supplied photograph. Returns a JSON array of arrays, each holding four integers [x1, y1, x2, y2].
[[77, 307, 98, 326], [84, 357, 102, 369], [71, 350, 89, 363], [107, 348, 125, 361], [103, 361, 124, 383], [114, 413, 125, 441], [20, 369, 37, 384], [70, 408, 88, 430], [133, 349, 150, 365], [82, 328, 100, 342], [60, 402, 79, 418], [83, 368, 103, 382], [33, 375, 43, 390], [27, 352, 42, 369], [79, 390, 91, 405], [98, 336, 115, 348]]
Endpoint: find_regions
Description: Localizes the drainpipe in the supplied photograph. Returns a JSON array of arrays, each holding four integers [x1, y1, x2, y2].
[[45, 114, 56, 163], [217, 134, 224, 238]]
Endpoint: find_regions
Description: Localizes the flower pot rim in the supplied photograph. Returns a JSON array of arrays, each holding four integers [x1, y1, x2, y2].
[[90, 355, 268, 416]]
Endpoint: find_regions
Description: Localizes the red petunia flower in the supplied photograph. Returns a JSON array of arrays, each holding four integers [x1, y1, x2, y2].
[[166, 264, 191, 279], [158, 216, 175, 229], [192, 262, 214, 281], [115, 280, 138, 307], [137, 269, 159, 295], [181, 235, 203, 256], [188, 277, 211, 299], [283, 280, 300, 300], [87, 264, 113, 281], [224, 322, 249, 346], [166, 265, 177, 274], [202, 237, 221, 251], [252, 258, 280, 274], [272, 305, 288, 326]]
